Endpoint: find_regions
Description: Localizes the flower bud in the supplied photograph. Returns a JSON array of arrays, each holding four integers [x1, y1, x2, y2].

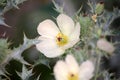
[[97, 39, 115, 54]]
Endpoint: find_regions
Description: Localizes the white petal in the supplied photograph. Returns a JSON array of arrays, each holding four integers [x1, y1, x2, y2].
[[70, 22, 80, 41], [62, 23, 80, 49], [62, 39, 79, 50], [79, 60, 94, 80], [54, 61, 69, 80], [36, 36, 65, 58], [65, 55, 79, 73], [37, 19, 60, 38], [57, 14, 74, 36]]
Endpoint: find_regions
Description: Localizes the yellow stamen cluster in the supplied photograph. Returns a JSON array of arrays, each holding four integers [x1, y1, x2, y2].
[[68, 73, 79, 80], [56, 33, 68, 47]]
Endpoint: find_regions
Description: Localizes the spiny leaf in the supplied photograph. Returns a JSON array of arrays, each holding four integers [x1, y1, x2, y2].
[[2, 0, 27, 13], [16, 65, 33, 80], [0, 16, 10, 27], [0, 68, 10, 80], [0, 39, 12, 64], [36, 75, 41, 80], [52, 0, 64, 13], [34, 53, 50, 68], [7, 34, 37, 65], [95, 2, 104, 15], [0, 0, 6, 6], [0, 69, 5, 76]]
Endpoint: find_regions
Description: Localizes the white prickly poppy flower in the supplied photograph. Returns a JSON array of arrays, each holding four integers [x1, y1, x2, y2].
[[54, 55, 95, 80], [36, 14, 80, 58]]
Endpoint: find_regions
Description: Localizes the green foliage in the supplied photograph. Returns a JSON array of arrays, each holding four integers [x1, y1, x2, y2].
[[79, 15, 94, 40], [0, 0, 120, 80], [0, 0, 27, 26], [16, 65, 33, 80], [95, 3, 104, 15], [0, 16, 9, 26], [0, 39, 11, 64], [0, 0, 27, 14], [0, 0, 6, 6], [52, 0, 64, 14]]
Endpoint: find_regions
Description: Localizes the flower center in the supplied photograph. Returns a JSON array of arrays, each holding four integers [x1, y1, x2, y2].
[[56, 33, 68, 47], [68, 73, 79, 80]]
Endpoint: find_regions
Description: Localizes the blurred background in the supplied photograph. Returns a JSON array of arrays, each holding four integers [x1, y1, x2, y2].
[[0, 0, 120, 80]]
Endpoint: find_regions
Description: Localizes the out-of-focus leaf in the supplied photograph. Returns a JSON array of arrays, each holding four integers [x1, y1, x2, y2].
[[0, 34, 36, 66], [33, 64, 54, 80], [0, 69, 5, 75], [16, 65, 33, 80], [14, 0, 27, 4], [34, 53, 50, 68], [0, 16, 9, 27], [95, 2, 104, 15], [22, 46, 40, 64], [36, 75, 41, 80], [0, 0, 6, 3], [0, 0, 6, 7], [79, 15, 94, 39], [7, 34, 36, 65], [5, 59, 22, 80], [2, 0, 27, 13], [0, 39, 12, 64], [9, 0, 27, 9], [0, 68, 10, 80], [52, 0, 64, 13]]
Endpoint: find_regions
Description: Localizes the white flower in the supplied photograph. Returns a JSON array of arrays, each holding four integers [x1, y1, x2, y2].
[[36, 14, 80, 58], [54, 55, 95, 80]]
